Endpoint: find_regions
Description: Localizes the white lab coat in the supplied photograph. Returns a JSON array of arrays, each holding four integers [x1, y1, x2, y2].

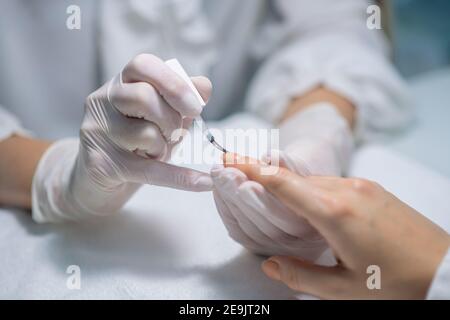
[[0, 0, 447, 298], [1, 0, 410, 139]]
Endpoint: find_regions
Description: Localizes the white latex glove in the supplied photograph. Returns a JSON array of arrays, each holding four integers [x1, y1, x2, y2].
[[32, 54, 213, 223], [212, 103, 354, 260]]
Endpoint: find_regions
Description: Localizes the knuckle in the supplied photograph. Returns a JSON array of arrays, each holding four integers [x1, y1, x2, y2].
[[141, 125, 163, 145], [141, 124, 156, 139], [320, 194, 352, 220], [283, 269, 303, 291], [107, 88, 122, 107], [132, 83, 154, 106], [165, 80, 189, 102], [131, 53, 159, 71], [266, 168, 290, 190], [350, 178, 382, 195]]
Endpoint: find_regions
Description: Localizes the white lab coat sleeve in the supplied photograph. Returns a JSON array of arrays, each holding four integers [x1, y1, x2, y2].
[[427, 247, 450, 300], [246, 0, 412, 142], [0, 105, 30, 142]]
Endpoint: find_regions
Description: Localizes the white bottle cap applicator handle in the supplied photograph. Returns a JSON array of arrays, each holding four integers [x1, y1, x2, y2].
[[165, 59, 227, 153]]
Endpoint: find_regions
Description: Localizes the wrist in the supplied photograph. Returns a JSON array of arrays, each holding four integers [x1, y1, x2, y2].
[[32, 138, 139, 223], [281, 87, 356, 128], [279, 103, 354, 176], [0, 135, 51, 209], [31, 139, 79, 223]]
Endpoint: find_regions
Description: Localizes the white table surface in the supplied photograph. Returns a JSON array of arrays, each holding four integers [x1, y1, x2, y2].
[[1, 68, 450, 299], [387, 67, 450, 179]]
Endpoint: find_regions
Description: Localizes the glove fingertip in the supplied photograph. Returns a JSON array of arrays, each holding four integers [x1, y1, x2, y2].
[[186, 174, 213, 192]]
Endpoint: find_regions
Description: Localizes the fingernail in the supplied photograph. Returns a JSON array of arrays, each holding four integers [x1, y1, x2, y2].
[[223, 152, 234, 164], [261, 153, 271, 165], [262, 260, 281, 281], [223, 152, 240, 166]]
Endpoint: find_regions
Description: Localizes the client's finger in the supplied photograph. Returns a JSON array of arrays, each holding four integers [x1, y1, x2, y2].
[[223, 153, 326, 225], [262, 256, 347, 299]]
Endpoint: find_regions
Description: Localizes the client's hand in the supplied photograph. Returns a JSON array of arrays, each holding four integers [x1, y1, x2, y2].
[[224, 153, 450, 299], [211, 104, 353, 261]]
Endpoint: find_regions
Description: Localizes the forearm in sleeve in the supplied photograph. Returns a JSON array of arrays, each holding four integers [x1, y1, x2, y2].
[[0, 106, 51, 209], [246, 0, 412, 142]]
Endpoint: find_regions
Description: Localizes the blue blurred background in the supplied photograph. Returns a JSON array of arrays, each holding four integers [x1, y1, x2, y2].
[[381, 0, 450, 179], [392, 0, 450, 77]]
